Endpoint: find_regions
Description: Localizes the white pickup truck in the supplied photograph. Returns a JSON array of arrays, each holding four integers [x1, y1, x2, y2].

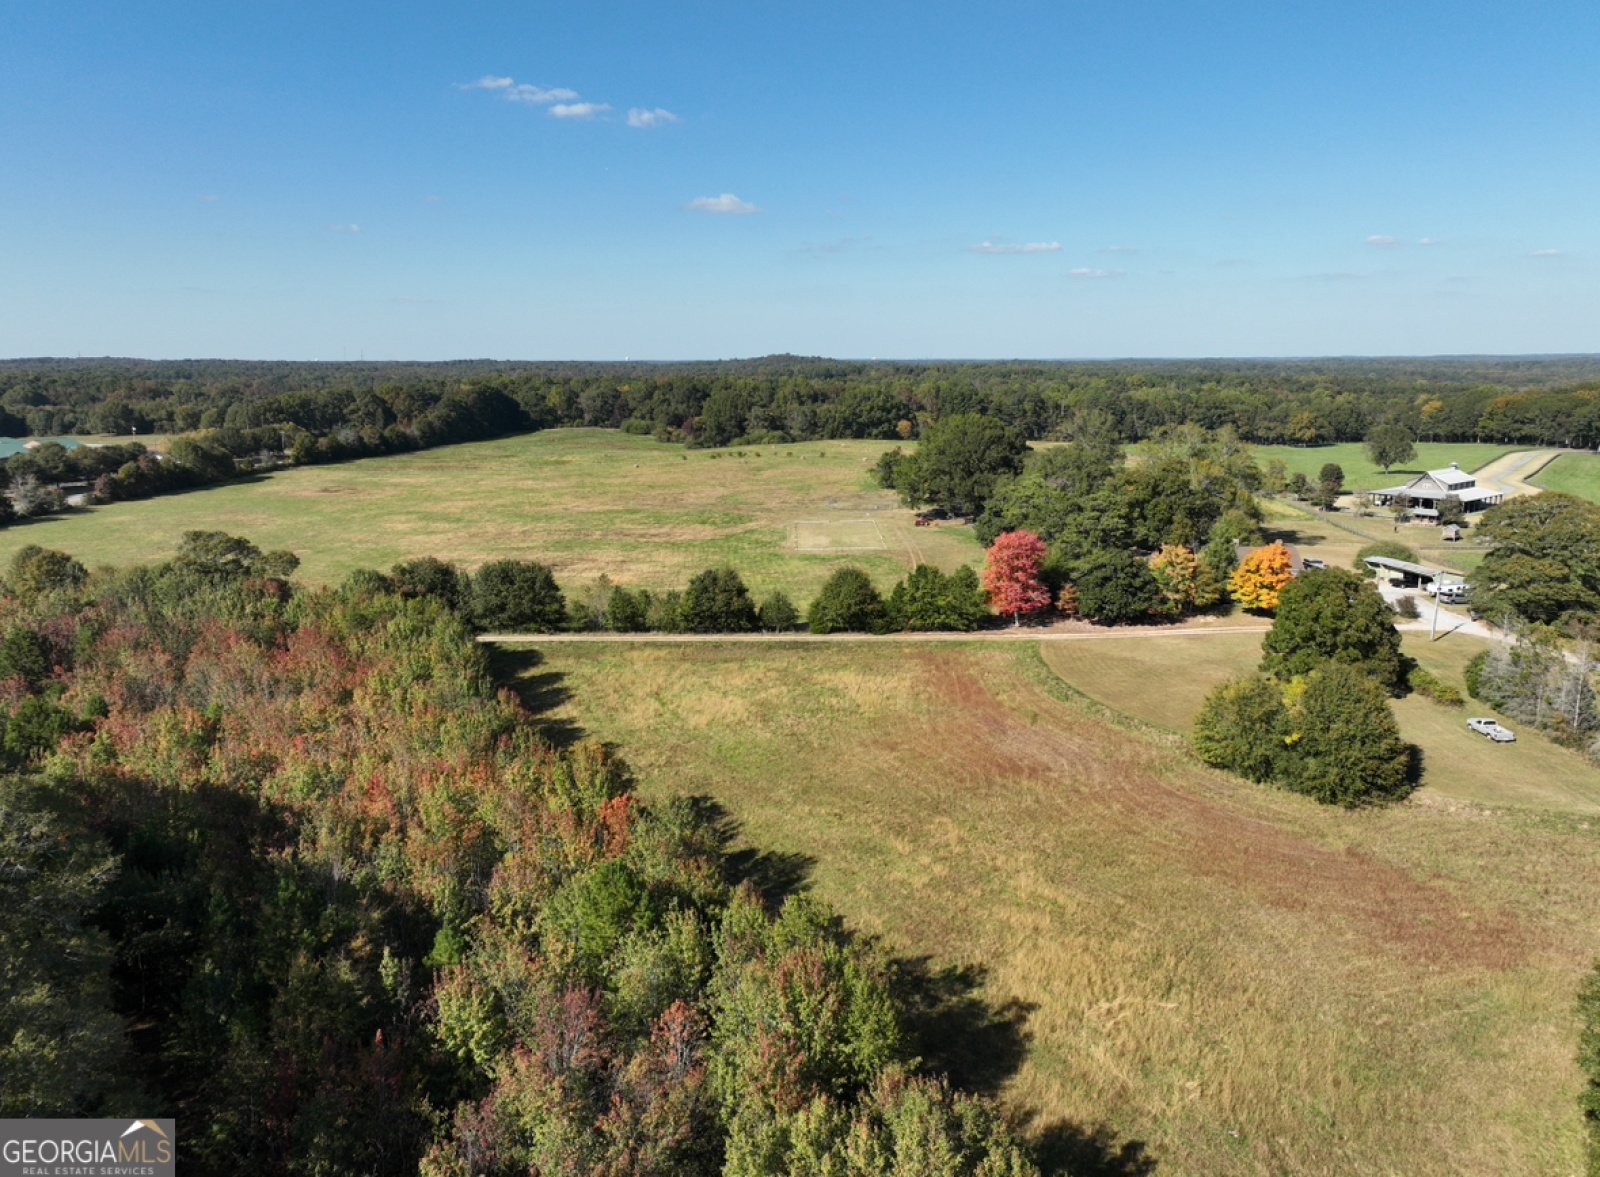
[[1466, 717, 1516, 743]]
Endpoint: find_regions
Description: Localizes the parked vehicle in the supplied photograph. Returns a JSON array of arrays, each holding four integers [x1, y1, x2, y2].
[[1429, 582, 1470, 604], [1466, 717, 1516, 743]]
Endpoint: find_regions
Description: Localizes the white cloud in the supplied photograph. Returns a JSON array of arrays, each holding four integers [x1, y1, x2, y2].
[[1366, 235, 1400, 247], [329, 223, 361, 233], [457, 76, 581, 103], [549, 102, 610, 119], [509, 83, 580, 104], [687, 193, 758, 214], [627, 107, 679, 128], [1070, 267, 1122, 279], [196, 194, 219, 203], [971, 241, 1062, 255], [1531, 248, 1564, 257], [1418, 237, 1440, 246]]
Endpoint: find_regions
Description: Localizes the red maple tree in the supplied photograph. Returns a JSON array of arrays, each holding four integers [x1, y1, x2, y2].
[[982, 529, 1052, 624]]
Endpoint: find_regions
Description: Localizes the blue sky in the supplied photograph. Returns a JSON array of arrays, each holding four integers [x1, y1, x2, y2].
[[1, 0, 1596, 359]]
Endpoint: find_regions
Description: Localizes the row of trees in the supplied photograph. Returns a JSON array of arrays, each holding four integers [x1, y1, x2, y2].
[[0, 536, 1038, 1174]]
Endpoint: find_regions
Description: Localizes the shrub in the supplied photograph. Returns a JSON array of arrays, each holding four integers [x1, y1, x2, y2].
[[469, 560, 566, 632], [807, 568, 886, 634], [1408, 666, 1464, 707], [1464, 650, 1489, 699], [1392, 594, 1420, 619], [1195, 666, 1412, 806]]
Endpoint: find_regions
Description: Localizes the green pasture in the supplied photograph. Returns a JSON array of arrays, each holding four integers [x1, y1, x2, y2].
[[1248, 442, 1516, 491], [1533, 452, 1600, 503], [0, 429, 981, 602], [510, 638, 1600, 1177]]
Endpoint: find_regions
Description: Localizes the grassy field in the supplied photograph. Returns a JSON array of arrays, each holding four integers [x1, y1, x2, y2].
[[0, 429, 981, 602], [1534, 452, 1600, 503], [1040, 630, 1600, 815], [510, 638, 1600, 1177], [1249, 442, 1516, 491]]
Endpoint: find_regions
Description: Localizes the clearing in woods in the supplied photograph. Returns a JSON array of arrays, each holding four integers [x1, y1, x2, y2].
[[0, 429, 980, 601], [507, 638, 1600, 1177]]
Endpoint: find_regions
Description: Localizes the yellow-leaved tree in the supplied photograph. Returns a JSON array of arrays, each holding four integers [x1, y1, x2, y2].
[[1228, 540, 1295, 612]]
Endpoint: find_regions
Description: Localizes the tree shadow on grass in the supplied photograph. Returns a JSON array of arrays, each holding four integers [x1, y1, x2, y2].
[[1028, 1121, 1158, 1176], [891, 958, 1034, 1097], [682, 794, 816, 906], [483, 645, 583, 749]]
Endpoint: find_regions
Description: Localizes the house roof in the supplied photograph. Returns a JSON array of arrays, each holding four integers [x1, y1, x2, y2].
[[1374, 461, 1502, 503]]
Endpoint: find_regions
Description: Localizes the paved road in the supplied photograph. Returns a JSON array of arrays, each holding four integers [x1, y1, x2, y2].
[[1472, 448, 1565, 497]]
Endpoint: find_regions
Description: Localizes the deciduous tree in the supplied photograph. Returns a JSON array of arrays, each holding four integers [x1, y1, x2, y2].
[[981, 531, 1051, 624], [1228, 541, 1295, 612], [807, 568, 887, 634], [1365, 423, 1416, 474], [1259, 568, 1405, 694]]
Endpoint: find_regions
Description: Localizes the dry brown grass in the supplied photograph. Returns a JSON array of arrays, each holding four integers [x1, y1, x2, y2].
[[516, 640, 1600, 1176]]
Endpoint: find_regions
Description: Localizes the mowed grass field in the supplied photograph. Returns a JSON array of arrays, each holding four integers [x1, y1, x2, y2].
[[0, 429, 981, 602], [1249, 442, 1516, 491], [1534, 452, 1600, 503], [1041, 630, 1600, 815], [511, 639, 1600, 1177]]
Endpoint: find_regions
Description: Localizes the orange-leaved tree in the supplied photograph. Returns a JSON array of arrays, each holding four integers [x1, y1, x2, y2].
[[1148, 544, 1200, 616], [982, 529, 1052, 624], [1228, 540, 1295, 612]]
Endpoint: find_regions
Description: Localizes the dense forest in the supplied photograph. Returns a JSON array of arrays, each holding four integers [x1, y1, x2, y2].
[[0, 535, 1039, 1175], [2, 355, 1599, 452]]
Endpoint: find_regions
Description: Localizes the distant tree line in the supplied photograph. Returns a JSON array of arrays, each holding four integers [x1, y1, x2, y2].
[[2, 354, 1598, 451]]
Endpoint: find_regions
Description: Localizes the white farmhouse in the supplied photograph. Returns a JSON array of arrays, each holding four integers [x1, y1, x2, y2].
[[1369, 462, 1504, 519]]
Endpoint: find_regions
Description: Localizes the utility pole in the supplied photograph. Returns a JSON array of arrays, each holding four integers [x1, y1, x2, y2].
[[1430, 569, 1442, 641]]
